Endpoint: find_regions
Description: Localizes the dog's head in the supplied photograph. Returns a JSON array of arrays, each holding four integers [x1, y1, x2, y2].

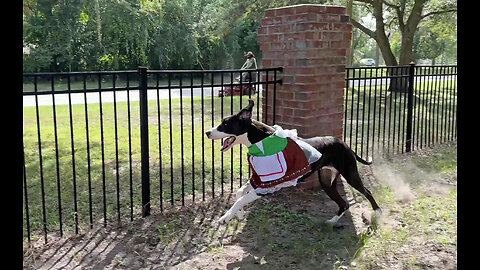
[[206, 99, 273, 152], [206, 99, 254, 152]]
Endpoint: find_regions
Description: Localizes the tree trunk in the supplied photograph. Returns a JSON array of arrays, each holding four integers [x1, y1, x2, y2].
[[346, 0, 353, 67], [388, 30, 415, 93], [374, 26, 408, 92], [399, 33, 414, 65], [114, 49, 119, 70], [388, 67, 409, 93], [348, 0, 448, 92], [388, 1, 423, 93], [94, 0, 105, 54]]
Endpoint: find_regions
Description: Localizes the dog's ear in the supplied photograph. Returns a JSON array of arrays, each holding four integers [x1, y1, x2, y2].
[[238, 99, 254, 121]]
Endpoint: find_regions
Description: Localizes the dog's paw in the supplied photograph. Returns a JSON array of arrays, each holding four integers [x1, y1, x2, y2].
[[370, 208, 383, 231], [361, 212, 371, 225], [218, 211, 234, 225], [325, 218, 340, 228], [325, 213, 345, 228], [217, 215, 227, 224], [236, 209, 245, 221]]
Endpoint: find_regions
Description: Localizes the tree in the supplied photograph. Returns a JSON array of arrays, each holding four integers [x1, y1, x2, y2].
[[413, 28, 445, 65], [347, 0, 456, 66], [345, 2, 376, 66], [199, 0, 329, 68], [346, 0, 456, 91], [23, 0, 86, 72], [23, 0, 334, 72], [25, 0, 456, 73], [414, 9, 456, 64]]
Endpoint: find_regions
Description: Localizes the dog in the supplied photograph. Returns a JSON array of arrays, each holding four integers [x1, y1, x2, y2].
[[206, 99, 381, 226]]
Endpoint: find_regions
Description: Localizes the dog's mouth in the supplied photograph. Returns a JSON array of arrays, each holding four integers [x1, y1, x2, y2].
[[220, 136, 236, 152]]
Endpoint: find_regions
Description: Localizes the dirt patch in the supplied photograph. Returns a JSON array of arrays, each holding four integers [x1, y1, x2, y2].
[[350, 142, 457, 270], [23, 143, 457, 269], [23, 185, 368, 270]]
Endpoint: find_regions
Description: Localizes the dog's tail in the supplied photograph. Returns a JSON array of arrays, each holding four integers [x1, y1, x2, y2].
[[353, 151, 372, 165]]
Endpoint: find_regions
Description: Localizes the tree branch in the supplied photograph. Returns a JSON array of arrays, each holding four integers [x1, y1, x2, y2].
[[353, 0, 375, 4], [405, 0, 424, 31], [382, 0, 400, 9], [349, 17, 376, 39], [422, 9, 457, 19]]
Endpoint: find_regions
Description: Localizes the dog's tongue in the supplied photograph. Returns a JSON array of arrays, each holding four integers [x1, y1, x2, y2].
[[221, 136, 236, 152]]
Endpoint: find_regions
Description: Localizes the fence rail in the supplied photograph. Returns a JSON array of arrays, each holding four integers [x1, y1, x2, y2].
[[344, 64, 457, 161], [23, 67, 282, 243]]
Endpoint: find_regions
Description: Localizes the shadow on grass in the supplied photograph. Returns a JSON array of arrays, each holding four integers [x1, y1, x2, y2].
[[23, 193, 234, 269], [225, 181, 362, 270], [24, 179, 367, 269]]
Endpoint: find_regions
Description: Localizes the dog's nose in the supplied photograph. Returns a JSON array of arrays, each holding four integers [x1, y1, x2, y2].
[[206, 131, 211, 138]]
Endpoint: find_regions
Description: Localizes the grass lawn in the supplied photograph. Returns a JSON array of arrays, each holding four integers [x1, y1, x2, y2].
[[350, 142, 457, 269], [23, 141, 457, 269], [23, 93, 260, 240], [343, 77, 457, 160]]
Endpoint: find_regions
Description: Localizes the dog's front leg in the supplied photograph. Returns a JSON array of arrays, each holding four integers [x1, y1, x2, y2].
[[235, 181, 254, 220], [218, 190, 261, 224]]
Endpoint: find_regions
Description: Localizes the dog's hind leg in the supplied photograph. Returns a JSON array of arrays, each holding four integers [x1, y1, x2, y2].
[[319, 167, 349, 226], [342, 165, 381, 214], [235, 182, 254, 220]]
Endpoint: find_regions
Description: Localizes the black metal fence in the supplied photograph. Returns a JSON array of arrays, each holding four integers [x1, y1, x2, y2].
[[23, 67, 282, 243], [23, 64, 458, 243], [344, 64, 457, 161]]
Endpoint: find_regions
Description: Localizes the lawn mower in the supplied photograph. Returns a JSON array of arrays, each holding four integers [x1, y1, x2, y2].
[[218, 71, 256, 97]]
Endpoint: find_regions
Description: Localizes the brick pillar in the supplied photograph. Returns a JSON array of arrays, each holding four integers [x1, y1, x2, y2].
[[258, 4, 352, 139]]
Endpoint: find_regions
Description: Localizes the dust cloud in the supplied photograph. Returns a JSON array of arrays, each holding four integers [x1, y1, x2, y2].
[[371, 160, 417, 203]]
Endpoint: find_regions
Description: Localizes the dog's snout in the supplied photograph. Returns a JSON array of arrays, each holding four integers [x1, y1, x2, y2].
[[206, 131, 211, 138]]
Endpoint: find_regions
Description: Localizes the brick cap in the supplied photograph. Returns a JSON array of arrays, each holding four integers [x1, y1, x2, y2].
[[266, 4, 346, 10], [265, 4, 346, 12], [264, 4, 347, 17]]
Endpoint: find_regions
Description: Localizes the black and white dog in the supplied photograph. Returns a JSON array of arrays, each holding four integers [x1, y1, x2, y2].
[[206, 100, 381, 226]]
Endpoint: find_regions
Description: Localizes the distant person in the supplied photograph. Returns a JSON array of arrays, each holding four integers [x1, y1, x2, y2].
[[240, 51, 257, 82], [241, 51, 258, 70]]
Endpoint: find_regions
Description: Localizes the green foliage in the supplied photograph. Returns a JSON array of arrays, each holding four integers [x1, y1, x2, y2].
[[23, 0, 456, 72], [414, 11, 457, 64], [23, 0, 334, 72]]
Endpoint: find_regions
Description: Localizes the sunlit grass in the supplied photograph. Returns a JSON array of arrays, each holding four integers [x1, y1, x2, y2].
[[23, 94, 260, 240]]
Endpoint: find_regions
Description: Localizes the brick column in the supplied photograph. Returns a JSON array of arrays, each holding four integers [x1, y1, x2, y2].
[[258, 4, 352, 139]]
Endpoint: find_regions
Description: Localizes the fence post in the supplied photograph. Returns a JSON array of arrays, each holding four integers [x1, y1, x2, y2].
[[138, 66, 151, 217], [405, 63, 415, 152]]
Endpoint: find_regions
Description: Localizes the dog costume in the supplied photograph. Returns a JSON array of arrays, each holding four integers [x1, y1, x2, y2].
[[247, 126, 322, 195]]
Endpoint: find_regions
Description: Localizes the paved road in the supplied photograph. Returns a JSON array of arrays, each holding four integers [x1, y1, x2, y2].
[[347, 75, 456, 87], [23, 86, 252, 107], [24, 74, 455, 107]]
